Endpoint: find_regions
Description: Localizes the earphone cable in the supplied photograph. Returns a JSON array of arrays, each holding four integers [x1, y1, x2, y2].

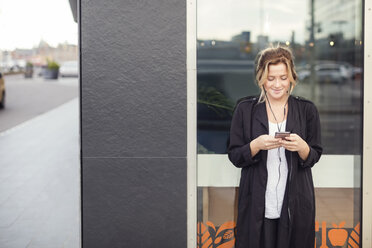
[[265, 90, 288, 215]]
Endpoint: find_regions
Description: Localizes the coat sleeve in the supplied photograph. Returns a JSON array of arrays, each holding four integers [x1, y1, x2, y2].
[[299, 102, 323, 168], [227, 102, 260, 168]]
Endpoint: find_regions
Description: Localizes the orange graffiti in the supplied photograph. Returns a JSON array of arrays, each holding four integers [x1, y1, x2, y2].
[[348, 223, 360, 248], [320, 221, 328, 248], [198, 220, 360, 248], [223, 230, 234, 240], [197, 221, 235, 248], [314, 221, 319, 248], [197, 222, 213, 248], [215, 221, 235, 248], [328, 221, 348, 246]]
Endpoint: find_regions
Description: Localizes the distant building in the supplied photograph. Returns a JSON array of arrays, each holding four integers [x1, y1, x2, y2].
[[34, 40, 78, 65], [1, 40, 78, 69]]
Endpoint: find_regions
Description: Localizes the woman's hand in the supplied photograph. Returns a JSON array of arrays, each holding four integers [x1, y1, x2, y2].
[[250, 135, 281, 157], [279, 133, 310, 160], [254, 135, 282, 150]]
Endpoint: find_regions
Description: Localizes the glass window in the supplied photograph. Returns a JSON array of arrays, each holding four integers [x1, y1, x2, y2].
[[197, 0, 362, 247]]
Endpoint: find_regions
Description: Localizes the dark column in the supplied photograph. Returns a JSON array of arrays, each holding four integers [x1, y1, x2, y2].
[[80, 1, 187, 247]]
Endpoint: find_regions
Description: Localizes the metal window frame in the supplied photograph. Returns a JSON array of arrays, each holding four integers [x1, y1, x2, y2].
[[363, 0, 372, 247], [187, 0, 197, 247]]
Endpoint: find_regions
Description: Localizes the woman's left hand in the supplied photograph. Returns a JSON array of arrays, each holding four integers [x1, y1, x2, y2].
[[279, 133, 308, 152]]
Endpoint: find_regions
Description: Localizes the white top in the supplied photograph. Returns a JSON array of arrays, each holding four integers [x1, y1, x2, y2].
[[265, 120, 289, 219]]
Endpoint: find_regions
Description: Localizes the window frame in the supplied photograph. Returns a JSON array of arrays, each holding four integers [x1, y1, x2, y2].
[[362, 0, 372, 246]]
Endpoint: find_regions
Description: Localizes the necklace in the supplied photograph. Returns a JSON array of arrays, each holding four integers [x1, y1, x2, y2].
[[266, 97, 288, 132]]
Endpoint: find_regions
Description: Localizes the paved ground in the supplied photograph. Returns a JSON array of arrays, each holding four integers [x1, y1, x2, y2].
[[0, 98, 80, 248], [0, 74, 78, 132]]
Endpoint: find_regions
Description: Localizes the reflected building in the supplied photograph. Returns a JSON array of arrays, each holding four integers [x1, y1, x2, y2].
[[198, 31, 256, 60], [197, 39, 241, 60], [256, 35, 269, 52], [231, 31, 253, 59], [308, 0, 363, 66]]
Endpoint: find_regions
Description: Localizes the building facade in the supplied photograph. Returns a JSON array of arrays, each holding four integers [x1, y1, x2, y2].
[[79, 0, 372, 247]]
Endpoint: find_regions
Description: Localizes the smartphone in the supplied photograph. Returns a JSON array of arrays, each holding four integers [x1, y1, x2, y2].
[[275, 131, 291, 139]]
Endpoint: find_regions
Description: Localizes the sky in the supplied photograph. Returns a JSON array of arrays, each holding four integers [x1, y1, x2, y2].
[[0, 0, 77, 50], [197, 0, 308, 44]]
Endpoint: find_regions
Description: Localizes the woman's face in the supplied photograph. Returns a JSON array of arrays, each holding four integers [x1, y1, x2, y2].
[[263, 62, 291, 102]]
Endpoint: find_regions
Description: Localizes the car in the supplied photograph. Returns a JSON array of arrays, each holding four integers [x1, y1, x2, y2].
[[297, 61, 353, 84], [0, 72, 5, 109], [59, 61, 78, 77]]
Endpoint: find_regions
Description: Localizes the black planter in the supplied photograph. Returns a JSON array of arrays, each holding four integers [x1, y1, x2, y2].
[[24, 70, 33, 78], [43, 69, 59, 79]]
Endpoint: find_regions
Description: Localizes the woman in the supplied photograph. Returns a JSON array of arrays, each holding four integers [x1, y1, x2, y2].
[[227, 45, 322, 248]]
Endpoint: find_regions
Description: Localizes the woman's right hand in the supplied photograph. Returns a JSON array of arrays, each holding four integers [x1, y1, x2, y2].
[[254, 135, 281, 150], [250, 135, 281, 157]]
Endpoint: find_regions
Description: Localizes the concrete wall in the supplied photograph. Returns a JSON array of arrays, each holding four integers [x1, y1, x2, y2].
[[80, 0, 187, 247]]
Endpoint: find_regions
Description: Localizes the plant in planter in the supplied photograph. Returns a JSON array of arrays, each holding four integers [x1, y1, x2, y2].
[[43, 60, 60, 79], [24, 61, 34, 78]]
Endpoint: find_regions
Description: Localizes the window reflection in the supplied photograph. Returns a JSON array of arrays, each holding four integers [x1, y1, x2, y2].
[[197, 0, 362, 155], [197, 0, 362, 247]]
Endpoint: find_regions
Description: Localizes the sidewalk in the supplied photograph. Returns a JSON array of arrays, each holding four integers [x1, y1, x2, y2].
[[0, 98, 80, 248]]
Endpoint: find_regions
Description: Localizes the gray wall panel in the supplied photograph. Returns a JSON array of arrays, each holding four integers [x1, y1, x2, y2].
[[81, 0, 187, 246], [82, 158, 187, 248], [81, 0, 186, 158]]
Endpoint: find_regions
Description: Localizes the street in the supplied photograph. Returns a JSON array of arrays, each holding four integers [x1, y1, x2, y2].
[[0, 74, 80, 248], [0, 74, 78, 132]]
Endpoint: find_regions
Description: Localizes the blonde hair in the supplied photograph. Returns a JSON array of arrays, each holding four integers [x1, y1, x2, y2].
[[255, 44, 298, 102]]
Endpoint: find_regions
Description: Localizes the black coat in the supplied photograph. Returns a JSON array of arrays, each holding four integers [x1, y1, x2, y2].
[[227, 95, 322, 248]]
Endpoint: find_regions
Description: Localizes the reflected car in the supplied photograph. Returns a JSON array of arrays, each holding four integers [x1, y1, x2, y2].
[[59, 61, 78, 77], [351, 66, 362, 80], [0, 72, 5, 109], [298, 61, 353, 84]]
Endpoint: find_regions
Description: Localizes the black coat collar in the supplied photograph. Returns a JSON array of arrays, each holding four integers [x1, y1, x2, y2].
[[254, 95, 296, 133]]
